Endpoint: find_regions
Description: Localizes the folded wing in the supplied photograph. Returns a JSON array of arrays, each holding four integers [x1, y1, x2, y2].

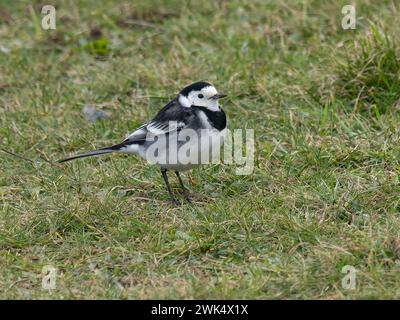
[[123, 98, 194, 144]]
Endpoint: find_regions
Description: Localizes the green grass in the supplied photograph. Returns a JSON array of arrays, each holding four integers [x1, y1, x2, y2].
[[1, 0, 400, 299]]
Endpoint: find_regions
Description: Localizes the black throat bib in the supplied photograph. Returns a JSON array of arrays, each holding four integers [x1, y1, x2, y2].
[[192, 106, 227, 131]]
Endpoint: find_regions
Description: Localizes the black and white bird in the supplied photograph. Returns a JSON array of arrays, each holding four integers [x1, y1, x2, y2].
[[59, 81, 228, 204]]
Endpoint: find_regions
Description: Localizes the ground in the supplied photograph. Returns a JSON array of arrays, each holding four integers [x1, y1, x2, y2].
[[0, 0, 399, 299]]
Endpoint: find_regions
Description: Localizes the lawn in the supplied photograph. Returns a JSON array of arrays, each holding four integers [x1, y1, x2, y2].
[[0, 0, 399, 299]]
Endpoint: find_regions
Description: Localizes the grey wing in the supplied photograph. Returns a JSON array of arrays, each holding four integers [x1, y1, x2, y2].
[[122, 123, 149, 143], [122, 121, 186, 143], [123, 99, 196, 143]]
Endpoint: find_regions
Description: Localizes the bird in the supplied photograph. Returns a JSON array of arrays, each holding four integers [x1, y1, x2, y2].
[[59, 81, 228, 204]]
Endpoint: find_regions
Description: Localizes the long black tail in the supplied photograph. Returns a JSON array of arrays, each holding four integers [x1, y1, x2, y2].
[[58, 140, 138, 163], [58, 147, 114, 163]]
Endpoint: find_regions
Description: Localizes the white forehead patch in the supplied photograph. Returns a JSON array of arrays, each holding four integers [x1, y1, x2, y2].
[[202, 86, 218, 97]]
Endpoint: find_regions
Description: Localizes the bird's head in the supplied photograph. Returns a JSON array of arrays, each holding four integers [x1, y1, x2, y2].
[[178, 81, 227, 111]]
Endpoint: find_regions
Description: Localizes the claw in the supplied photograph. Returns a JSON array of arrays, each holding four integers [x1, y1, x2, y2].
[[170, 198, 181, 206]]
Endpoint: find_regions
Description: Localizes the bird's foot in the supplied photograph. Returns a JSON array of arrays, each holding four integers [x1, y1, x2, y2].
[[177, 189, 192, 203], [169, 198, 181, 206], [183, 195, 192, 203]]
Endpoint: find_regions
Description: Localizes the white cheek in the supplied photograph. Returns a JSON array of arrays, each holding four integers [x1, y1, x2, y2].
[[197, 98, 205, 106], [179, 95, 191, 108], [192, 96, 204, 106]]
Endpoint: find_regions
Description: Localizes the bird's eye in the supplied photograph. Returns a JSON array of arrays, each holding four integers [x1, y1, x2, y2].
[[198, 94, 204, 99]]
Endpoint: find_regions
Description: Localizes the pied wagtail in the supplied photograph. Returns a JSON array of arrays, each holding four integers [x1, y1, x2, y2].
[[59, 82, 228, 204]]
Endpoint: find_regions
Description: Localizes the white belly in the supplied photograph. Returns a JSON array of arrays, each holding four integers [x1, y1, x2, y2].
[[139, 128, 227, 171]]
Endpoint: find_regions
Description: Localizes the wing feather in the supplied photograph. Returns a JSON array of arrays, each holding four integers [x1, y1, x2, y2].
[[123, 99, 194, 143]]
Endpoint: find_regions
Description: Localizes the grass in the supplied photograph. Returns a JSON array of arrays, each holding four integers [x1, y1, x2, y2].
[[0, 0, 400, 299], [314, 22, 400, 115]]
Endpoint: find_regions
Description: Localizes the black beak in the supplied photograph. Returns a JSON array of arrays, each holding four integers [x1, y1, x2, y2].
[[211, 93, 227, 100]]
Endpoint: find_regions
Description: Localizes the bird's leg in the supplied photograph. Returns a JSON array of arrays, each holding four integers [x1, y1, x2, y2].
[[175, 171, 191, 203], [161, 169, 179, 205]]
